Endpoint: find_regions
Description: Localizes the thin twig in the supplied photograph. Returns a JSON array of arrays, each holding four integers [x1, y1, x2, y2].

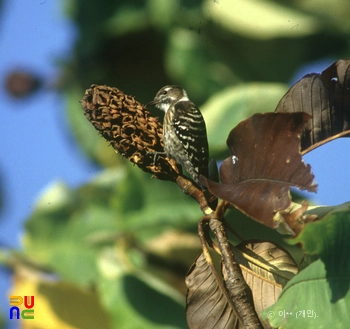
[[198, 216, 244, 324], [209, 202, 264, 329]]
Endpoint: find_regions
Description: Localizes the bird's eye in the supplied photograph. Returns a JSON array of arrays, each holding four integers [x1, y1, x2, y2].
[[162, 90, 167, 95]]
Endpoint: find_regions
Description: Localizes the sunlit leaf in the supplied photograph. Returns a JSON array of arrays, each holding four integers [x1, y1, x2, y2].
[[204, 0, 320, 40], [297, 0, 350, 32]]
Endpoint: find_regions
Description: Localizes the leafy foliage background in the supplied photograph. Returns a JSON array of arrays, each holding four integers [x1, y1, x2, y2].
[[2, 0, 350, 328]]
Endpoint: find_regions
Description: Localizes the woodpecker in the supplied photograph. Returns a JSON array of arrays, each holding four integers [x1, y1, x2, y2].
[[148, 85, 209, 184]]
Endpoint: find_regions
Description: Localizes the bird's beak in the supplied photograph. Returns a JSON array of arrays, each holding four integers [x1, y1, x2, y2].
[[146, 99, 158, 107]]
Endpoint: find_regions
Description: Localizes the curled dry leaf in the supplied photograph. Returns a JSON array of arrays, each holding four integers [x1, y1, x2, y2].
[[186, 253, 244, 329], [202, 112, 317, 228], [275, 59, 350, 153], [279, 200, 318, 235]]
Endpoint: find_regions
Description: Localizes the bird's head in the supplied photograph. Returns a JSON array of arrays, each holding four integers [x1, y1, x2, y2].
[[147, 85, 188, 113]]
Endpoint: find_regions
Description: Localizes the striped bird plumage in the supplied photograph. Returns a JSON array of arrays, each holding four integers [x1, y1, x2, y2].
[[148, 85, 209, 184]]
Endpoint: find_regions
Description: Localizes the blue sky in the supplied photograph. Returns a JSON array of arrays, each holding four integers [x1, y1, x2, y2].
[[0, 0, 98, 324], [0, 0, 98, 249], [0, 0, 349, 327]]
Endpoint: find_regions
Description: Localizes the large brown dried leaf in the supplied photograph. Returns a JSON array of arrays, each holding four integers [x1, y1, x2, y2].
[[186, 253, 243, 329], [275, 59, 350, 153], [186, 242, 297, 329], [203, 112, 317, 228], [233, 241, 298, 316]]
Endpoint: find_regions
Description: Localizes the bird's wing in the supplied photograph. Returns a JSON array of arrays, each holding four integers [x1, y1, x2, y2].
[[172, 100, 209, 178]]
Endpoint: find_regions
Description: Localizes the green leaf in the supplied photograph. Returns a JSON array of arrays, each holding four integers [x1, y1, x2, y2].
[[262, 205, 350, 328], [23, 167, 200, 286], [124, 175, 200, 232], [98, 273, 186, 329], [111, 168, 201, 235], [296, 0, 350, 33], [68, 1, 144, 39], [291, 204, 350, 302], [147, 0, 181, 29], [24, 168, 126, 286], [105, 3, 148, 36], [262, 259, 350, 329], [204, 0, 320, 39], [165, 27, 234, 104]]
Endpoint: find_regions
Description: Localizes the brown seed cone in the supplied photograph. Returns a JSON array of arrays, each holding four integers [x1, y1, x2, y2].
[[81, 84, 181, 181]]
